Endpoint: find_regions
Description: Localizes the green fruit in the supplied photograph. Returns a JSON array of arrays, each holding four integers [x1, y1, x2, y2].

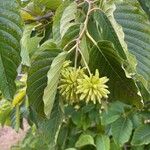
[[77, 69, 110, 104], [58, 65, 85, 104]]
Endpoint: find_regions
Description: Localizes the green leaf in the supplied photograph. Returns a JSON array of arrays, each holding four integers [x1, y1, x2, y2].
[[34, 0, 62, 10], [43, 52, 67, 118], [101, 101, 130, 125], [131, 124, 150, 146], [96, 134, 110, 150], [131, 146, 145, 150], [112, 117, 133, 146], [65, 148, 77, 150], [60, 2, 77, 38], [0, 0, 23, 99], [27, 49, 60, 116], [21, 45, 30, 67], [53, 1, 71, 45], [80, 35, 89, 65], [71, 110, 82, 127], [114, 0, 150, 94], [0, 100, 12, 126], [97, 1, 138, 78], [110, 141, 121, 150], [61, 24, 80, 49], [38, 98, 63, 149], [39, 39, 57, 51], [15, 105, 20, 132], [11, 127, 49, 150], [75, 134, 95, 148], [57, 126, 68, 149], [21, 24, 42, 56], [138, 0, 150, 19], [93, 10, 127, 60], [89, 41, 142, 107], [130, 113, 142, 129]]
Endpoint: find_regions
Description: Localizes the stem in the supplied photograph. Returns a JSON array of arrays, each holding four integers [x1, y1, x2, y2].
[[76, 0, 92, 74], [66, 0, 95, 75], [64, 39, 76, 51], [74, 47, 78, 69], [67, 44, 77, 54], [78, 47, 91, 75], [86, 30, 97, 46], [123, 145, 126, 150], [78, 0, 92, 40]]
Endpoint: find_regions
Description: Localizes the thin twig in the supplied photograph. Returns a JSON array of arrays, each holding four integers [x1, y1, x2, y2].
[[66, 0, 94, 75], [75, 0, 92, 75]]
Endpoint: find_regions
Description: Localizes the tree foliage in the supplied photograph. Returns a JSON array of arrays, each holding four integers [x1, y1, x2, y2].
[[0, 0, 150, 150]]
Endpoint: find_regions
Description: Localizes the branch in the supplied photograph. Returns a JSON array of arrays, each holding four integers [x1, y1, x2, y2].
[[35, 11, 54, 21], [74, 0, 92, 74]]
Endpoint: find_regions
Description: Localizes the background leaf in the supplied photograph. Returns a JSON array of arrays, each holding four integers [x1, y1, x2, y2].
[[112, 117, 133, 146], [93, 11, 127, 60], [110, 140, 121, 150], [60, 2, 77, 38], [96, 134, 110, 150], [33, 0, 62, 10], [53, 1, 70, 45], [21, 24, 42, 56], [75, 134, 95, 148], [27, 48, 60, 116], [38, 98, 63, 149], [114, 0, 150, 94], [138, 0, 150, 19], [101, 101, 130, 125], [0, 0, 23, 99], [131, 124, 150, 146]]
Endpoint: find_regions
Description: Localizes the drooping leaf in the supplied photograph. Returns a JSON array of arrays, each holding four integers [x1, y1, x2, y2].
[[114, 0, 150, 94], [131, 124, 150, 146], [89, 41, 142, 107], [92, 7, 127, 60], [43, 51, 67, 118], [27, 49, 60, 116], [96, 134, 110, 150], [75, 134, 95, 148], [111, 117, 133, 146], [0, 0, 23, 99], [53, 1, 71, 45], [97, 1, 138, 78], [60, 2, 77, 38], [80, 35, 89, 65]]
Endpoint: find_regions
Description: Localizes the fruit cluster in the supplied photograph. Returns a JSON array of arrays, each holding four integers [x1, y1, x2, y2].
[[58, 61, 110, 105]]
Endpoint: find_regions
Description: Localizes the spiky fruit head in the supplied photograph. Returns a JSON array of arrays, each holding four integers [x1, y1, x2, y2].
[[77, 69, 110, 104], [58, 66, 85, 104]]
